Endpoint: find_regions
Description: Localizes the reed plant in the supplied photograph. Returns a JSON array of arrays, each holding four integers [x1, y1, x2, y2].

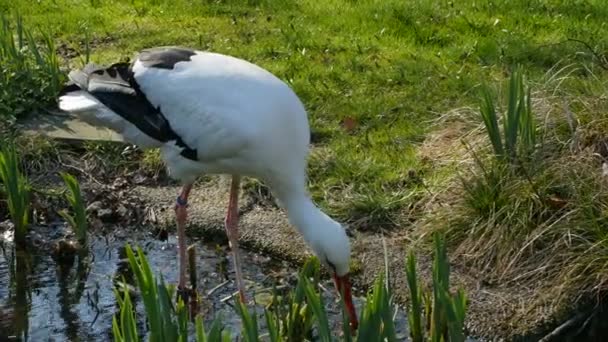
[[0, 145, 30, 247], [479, 66, 536, 165], [114, 233, 467, 341], [405, 233, 467, 342], [58, 172, 88, 245]]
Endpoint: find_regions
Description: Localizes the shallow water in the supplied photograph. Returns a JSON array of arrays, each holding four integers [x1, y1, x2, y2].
[[0, 224, 406, 341]]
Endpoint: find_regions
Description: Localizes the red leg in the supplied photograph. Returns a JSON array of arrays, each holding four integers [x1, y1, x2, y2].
[[175, 183, 192, 292], [225, 175, 246, 302]]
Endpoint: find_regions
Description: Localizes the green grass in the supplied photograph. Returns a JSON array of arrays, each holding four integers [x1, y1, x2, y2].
[[115, 234, 466, 341], [0, 14, 63, 120], [2, 0, 608, 230], [118, 244, 194, 342], [479, 65, 537, 165]]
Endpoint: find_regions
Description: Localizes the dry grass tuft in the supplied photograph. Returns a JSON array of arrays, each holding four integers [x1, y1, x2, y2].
[[416, 63, 608, 334]]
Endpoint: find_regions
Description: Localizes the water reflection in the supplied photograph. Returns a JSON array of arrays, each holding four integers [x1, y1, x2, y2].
[[0, 230, 301, 341], [55, 251, 92, 341], [12, 250, 31, 341]]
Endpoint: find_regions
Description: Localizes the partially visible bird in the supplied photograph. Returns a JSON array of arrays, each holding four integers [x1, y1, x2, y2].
[[58, 46, 358, 329]]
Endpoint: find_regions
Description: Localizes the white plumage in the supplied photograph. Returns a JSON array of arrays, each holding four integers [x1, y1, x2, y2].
[[58, 46, 358, 329]]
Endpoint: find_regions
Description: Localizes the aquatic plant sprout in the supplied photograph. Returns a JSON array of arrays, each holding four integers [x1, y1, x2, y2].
[[480, 66, 536, 165], [0, 145, 30, 247], [59, 172, 88, 245], [114, 234, 467, 341]]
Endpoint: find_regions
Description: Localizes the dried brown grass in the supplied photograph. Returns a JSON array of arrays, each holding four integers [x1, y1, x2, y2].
[[415, 62, 608, 335]]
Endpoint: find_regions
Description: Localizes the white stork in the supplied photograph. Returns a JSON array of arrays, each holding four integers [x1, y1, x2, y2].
[[58, 46, 358, 329]]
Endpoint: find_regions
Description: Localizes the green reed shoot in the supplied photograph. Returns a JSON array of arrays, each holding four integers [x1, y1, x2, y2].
[[58, 172, 87, 245], [405, 233, 468, 342], [234, 297, 260, 342], [282, 258, 318, 339], [116, 235, 467, 341], [301, 275, 332, 342], [195, 314, 229, 342], [113, 282, 139, 342], [480, 66, 536, 165], [124, 244, 179, 341], [249, 258, 319, 340], [355, 273, 396, 342], [406, 250, 423, 342], [263, 306, 281, 342], [0, 146, 30, 247], [114, 244, 226, 342]]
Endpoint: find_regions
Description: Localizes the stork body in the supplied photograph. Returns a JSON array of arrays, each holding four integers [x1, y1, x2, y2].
[[58, 46, 357, 329]]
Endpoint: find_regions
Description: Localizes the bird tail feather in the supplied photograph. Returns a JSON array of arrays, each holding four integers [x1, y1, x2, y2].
[[57, 63, 165, 149]]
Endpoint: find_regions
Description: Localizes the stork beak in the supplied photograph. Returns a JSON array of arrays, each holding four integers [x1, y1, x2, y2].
[[332, 273, 358, 332]]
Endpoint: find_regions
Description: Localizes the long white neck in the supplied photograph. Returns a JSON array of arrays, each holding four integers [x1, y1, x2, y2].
[[270, 176, 351, 277], [277, 188, 329, 245]]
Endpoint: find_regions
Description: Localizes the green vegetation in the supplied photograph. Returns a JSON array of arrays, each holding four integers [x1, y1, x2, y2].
[[0, 145, 30, 246], [2, 0, 608, 338], [480, 66, 536, 164], [406, 234, 467, 342], [2, 0, 606, 230], [115, 235, 465, 341], [59, 172, 88, 245], [114, 245, 197, 342], [462, 68, 538, 217], [0, 14, 63, 120]]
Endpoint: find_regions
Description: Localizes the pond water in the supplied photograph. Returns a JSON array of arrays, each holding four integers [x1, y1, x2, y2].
[[0, 224, 409, 341]]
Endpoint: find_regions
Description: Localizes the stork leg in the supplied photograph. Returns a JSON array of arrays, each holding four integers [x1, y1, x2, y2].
[[175, 183, 193, 298], [225, 175, 246, 302]]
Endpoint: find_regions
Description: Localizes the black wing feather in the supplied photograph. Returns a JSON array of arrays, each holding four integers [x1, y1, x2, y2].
[[60, 59, 198, 161]]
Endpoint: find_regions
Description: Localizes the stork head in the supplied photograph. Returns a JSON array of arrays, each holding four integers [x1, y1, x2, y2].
[[280, 192, 359, 332], [308, 218, 358, 332]]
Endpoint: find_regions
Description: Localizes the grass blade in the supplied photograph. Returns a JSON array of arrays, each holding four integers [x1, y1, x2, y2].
[[264, 307, 281, 342], [195, 315, 206, 342], [125, 244, 164, 341], [113, 281, 140, 342]]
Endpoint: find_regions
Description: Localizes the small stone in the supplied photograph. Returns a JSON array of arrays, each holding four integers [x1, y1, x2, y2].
[[89, 217, 102, 230], [112, 177, 128, 189], [86, 201, 103, 213], [97, 208, 114, 221], [116, 204, 128, 217], [0, 219, 14, 231], [133, 174, 147, 184], [254, 292, 274, 307], [52, 238, 80, 264]]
